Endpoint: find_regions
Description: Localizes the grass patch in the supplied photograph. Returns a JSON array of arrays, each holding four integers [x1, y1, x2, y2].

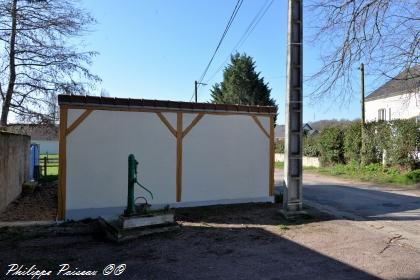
[[275, 161, 284, 169], [40, 154, 59, 176], [275, 161, 419, 186], [316, 163, 420, 186], [278, 224, 290, 230]]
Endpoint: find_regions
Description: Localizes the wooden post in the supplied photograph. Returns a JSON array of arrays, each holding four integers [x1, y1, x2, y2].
[[176, 112, 183, 202], [360, 63, 365, 125], [269, 116, 275, 196], [194, 81, 198, 103], [43, 157, 47, 177], [58, 105, 68, 220], [360, 63, 366, 165]]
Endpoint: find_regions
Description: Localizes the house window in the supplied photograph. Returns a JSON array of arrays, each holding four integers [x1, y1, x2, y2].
[[378, 109, 386, 121]]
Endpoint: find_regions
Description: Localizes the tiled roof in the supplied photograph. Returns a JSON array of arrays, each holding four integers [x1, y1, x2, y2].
[[58, 94, 277, 114], [366, 66, 420, 101]]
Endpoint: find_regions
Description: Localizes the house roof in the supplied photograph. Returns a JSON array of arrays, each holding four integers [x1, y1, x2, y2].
[[275, 123, 316, 139], [303, 123, 313, 131], [6, 124, 58, 140], [58, 94, 277, 115], [366, 66, 420, 101]]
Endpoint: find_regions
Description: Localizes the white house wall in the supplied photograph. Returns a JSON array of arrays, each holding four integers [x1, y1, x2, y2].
[[65, 109, 271, 219], [31, 140, 59, 154], [365, 92, 420, 122]]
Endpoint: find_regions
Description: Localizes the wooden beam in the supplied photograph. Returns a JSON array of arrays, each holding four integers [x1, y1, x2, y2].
[[252, 115, 270, 138], [176, 112, 183, 202], [63, 104, 275, 117], [156, 112, 177, 137], [58, 105, 68, 220], [269, 116, 275, 196], [182, 113, 204, 138], [66, 109, 93, 136]]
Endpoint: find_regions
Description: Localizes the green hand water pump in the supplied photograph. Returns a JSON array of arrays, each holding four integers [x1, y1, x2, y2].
[[124, 154, 154, 216]]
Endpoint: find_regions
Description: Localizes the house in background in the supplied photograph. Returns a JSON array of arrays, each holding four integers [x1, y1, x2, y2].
[[7, 124, 58, 154], [303, 123, 319, 136], [365, 66, 420, 122], [275, 123, 318, 141]]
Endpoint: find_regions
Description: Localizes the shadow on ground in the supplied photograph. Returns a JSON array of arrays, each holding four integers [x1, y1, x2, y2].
[[0, 226, 378, 280], [175, 202, 331, 226], [0, 203, 383, 280], [304, 184, 420, 221]]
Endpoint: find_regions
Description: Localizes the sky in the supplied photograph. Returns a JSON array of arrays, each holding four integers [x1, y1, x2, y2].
[[78, 0, 382, 124]]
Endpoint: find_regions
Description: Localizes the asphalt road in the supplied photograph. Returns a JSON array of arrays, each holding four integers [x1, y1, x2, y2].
[[275, 169, 420, 248]]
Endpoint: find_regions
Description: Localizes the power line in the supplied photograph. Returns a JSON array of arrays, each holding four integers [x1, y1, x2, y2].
[[205, 0, 274, 85], [191, 1, 243, 102], [195, 0, 244, 90]]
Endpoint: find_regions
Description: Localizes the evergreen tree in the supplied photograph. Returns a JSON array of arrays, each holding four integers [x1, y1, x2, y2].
[[211, 53, 276, 109]]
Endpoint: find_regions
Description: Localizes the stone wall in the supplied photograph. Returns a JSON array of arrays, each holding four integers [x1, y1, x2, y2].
[[0, 131, 30, 211], [275, 153, 320, 168]]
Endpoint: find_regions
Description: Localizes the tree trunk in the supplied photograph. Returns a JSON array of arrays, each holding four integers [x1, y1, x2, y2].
[[0, 0, 18, 126]]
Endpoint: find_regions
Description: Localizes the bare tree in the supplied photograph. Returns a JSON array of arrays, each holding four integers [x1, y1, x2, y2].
[[0, 0, 100, 126], [100, 88, 110, 97], [307, 0, 419, 101]]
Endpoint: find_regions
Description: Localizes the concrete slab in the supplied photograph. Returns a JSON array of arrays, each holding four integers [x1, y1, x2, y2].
[[120, 213, 174, 229], [99, 215, 179, 242]]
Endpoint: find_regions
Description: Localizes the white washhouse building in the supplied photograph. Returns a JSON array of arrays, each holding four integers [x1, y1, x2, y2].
[[57, 95, 276, 220], [365, 67, 420, 122]]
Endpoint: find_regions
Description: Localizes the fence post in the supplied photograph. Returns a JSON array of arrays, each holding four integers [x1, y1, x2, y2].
[[43, 156, 47, 177]]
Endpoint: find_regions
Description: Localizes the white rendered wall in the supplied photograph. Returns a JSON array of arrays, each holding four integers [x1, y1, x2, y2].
[[65, 109, 271, 219], [66, 110, 177, 218], [365, 92, 420, 122], [182, 114, 270, 202]]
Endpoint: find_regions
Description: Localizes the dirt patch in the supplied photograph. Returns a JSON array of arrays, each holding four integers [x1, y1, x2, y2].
[[1, 203, 419, 279], [0, 181, 57, 221]]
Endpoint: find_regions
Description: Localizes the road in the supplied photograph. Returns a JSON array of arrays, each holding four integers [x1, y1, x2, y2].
[[275, 169, 420, 249]]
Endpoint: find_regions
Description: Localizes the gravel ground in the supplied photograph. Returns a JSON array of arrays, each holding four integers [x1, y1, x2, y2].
[[0, 181, 57, 222], [0, 203, 419, 280]]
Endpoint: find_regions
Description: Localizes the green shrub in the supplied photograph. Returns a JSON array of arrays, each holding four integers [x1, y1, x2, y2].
[[361, 122, 384, 165], [343, 121, 362, 164], [283, 118, 419, 171], [304, 135, 320, 157], [275, 139, 284, 153], [386, 119, 419, 169], [319, 126, 344, 166], [406, 169, 420, 184]]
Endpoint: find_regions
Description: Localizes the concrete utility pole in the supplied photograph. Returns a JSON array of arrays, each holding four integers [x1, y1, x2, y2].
[[283, 0, 304, 216], [194, 81, 207, 103]]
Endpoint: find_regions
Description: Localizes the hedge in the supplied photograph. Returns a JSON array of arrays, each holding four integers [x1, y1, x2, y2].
[[343, 122, 362, 164], [318, 126, 345, 166], [304, 134, 320, 157], [303, 119, 419, 170], [275, 139, 284, 153]]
